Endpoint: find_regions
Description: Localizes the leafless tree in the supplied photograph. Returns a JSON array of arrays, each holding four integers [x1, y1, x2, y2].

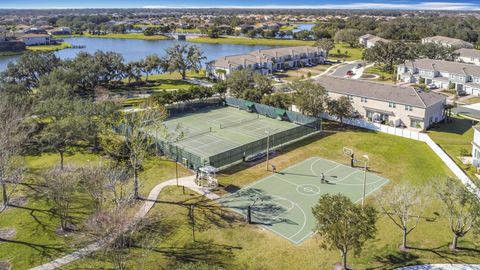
[[42, 165, 79, 232], [377, 184, 425, 250], [79, 162, 109, 213], [0, 92, 31, 211], [105, 164, 134, 208], [433, 179, 480, 250]]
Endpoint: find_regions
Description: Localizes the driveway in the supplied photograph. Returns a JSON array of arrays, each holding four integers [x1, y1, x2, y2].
[[330, 60, 364, 78]]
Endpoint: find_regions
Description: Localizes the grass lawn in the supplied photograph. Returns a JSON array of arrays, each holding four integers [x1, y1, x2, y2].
[[63, 123, 480, 270], [428, 116, 477, 178], [280, 25, 297, 31], [328, 43, 363, 61], [175, 28, 201, 33], [364, 65, 396, 83], [0, 51, 24, 57], [463, 96, 480, 105], [55, 33, 170, 41], [0, 150, 191, 270], [274, 65, 329, 81], [116, 71, 206, 106], [189, 36, 315, 46], [26, 42, 72, 52]]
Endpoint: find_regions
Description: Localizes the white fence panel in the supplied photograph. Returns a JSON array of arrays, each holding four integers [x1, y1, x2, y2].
[[321, 113, 480, 198]]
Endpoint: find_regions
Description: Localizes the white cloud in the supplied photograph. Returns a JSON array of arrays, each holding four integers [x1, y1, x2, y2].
[[143, 2, 480, 11]]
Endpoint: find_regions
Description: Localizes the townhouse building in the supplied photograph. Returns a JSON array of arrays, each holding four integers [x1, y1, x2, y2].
[[398, 58, 480, 96], [421, 36, 474, 49], [206, 46, 326, 80], [21, 34, 54, 46], [455, 48, 480, 66], [472, 125, 480, 167], [358, 34, 389, 48], [316, 76, 446, 130]]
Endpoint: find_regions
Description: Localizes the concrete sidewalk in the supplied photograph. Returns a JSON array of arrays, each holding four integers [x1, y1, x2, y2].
[[397, 264, 480, 270]]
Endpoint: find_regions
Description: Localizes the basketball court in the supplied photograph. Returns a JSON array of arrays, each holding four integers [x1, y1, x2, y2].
[[219, 156, 390, 245]]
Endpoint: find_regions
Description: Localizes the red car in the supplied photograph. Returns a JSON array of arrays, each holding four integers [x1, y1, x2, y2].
[[346, 70, 354, 76]]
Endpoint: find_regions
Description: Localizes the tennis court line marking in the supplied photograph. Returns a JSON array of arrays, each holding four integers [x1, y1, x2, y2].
[[294, 231, 315, 245]]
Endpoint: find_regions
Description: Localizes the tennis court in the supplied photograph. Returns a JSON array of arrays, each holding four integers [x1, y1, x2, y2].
[[219, 157, 390, 245], [147, 105, 320, 169]]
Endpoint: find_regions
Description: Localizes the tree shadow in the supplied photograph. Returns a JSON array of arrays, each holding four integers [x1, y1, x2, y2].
[[428, 116, 473, 135], [370, 251, 420, 270]]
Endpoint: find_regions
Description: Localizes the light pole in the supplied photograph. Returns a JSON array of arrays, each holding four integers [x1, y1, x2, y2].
[[361, 155, 369, 210]]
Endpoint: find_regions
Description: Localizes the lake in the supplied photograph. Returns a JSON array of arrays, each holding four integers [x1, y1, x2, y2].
[[292, 23, 314, 33], [0, 37, 281, 71]]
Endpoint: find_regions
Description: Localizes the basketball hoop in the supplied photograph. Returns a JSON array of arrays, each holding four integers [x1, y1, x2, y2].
[[343, 147, 354, 157]]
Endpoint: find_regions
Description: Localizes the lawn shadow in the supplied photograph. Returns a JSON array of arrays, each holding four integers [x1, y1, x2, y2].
[[429, 116, 473, 135], [369, 251, 420, 270]]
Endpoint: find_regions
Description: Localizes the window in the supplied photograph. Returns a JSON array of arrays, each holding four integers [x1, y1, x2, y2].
[[405, 105, 413, 111], [346, 95, 354, 102], [361, 97, 367, 103], [410, 119, 422, 128], [388, 102, 396, 108]]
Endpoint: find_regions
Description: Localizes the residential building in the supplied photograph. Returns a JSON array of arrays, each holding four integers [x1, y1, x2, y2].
[[455, 48, 480, 66], [472, 125, 480, 167], [358, 34, 389, 48], [48, 27, 72, 35], [315, 76, 446, 130], [398, 58, 480, 95], [421, 36, 474, 49], [206, 46, 326, 80], [21, 34, 53, 46]]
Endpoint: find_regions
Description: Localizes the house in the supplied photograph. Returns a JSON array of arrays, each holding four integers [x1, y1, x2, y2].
[[206, 46, 326, 80], [472, 125, 480, 167], [21, 34, 54, 46], [398, 58, 480, 96], [358, 34, 389, 48], [421, 36, 474, 49], [23, 27, 48, 35], [48, 27, 72, 35], [455, 48, 480, 66], [315, 76, 446, 130]]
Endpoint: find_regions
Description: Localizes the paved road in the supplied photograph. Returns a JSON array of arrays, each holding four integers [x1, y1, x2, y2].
[[454, 105, 480, 120], [330, 60, 363, 78]]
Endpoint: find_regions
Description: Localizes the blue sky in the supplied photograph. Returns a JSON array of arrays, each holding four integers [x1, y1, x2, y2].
[[1, 0, 480, 10]]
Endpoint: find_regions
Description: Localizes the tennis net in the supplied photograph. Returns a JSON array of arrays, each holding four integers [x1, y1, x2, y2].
[[219, 115, 260, 129], [178, 127, 212, 141]]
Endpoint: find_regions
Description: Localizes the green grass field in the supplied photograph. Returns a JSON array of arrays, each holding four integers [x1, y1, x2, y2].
[[59, 122, 480, 270], [364, 65, 396, 83], [429, 116, 477, 178], [26, 42, 72, 52], [328, 43, 364, 61], [0, 152, 191, 270]]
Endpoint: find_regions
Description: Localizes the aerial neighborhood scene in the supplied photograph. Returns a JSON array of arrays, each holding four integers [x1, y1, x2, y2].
[[2, 0, 480, 269]]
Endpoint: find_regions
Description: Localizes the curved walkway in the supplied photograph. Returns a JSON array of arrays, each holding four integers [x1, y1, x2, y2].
[[30, 175, 218, 270], [397, 264, 480, 270]]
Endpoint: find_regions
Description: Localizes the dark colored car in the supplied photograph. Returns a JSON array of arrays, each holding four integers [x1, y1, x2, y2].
[[346, 70, 354, 76]]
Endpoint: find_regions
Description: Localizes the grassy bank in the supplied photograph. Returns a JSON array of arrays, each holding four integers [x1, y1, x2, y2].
[[364, 65, 396, 83], [26, 42, 72, 52], [189, 36, 315, 46], [55, 33, 170, 41], [328, 43, 363, 61], [0, 51, 23, 57], [63, 123, 480, 270]]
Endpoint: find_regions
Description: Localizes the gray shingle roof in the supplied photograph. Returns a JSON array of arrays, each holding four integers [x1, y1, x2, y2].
[[423, 36, 473, 48], [315, 76, 445, 108], [401, 58, 480, 77], [455, 48, 480, 59]]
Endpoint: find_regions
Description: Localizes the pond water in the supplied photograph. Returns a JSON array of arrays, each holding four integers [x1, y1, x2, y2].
[[292, 23, 314, 33], [0, 37, 281, 71]]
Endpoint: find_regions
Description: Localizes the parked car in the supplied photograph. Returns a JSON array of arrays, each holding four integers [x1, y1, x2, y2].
[[427, 83, 438, 89], [346, 70, 354, 76]]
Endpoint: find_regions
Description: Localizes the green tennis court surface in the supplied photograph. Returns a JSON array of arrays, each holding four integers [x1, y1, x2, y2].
[[219, 157, 390, 245], [151, 106, 296, 158]]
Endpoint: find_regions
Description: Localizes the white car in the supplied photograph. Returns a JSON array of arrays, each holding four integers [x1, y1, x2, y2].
[[427, 84, 438, 89]]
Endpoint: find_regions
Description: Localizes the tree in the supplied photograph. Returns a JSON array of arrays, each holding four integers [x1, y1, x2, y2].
[[414, 43, 460, 61], [292, 80, 328, 117], [207, 26, 220, 38], [42, 165, 79, 232], [115, 102, 167, 198], [163, 44, 205, 80], [312, 194, 377, 270], [1, 52, 60, 90], [377, 184, 425, 250], [225, 69, 272, 101], [143, 27, 157, 36], [363, 41, 413, 73], [334, 29, 361, 47], [143, 54, 162, 81], [327, 96, 355, 125], [433, 179, 480, 250], [0, 91, 31, 211], [315, 38, 335, 57], [261, 92, 292, 110]]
